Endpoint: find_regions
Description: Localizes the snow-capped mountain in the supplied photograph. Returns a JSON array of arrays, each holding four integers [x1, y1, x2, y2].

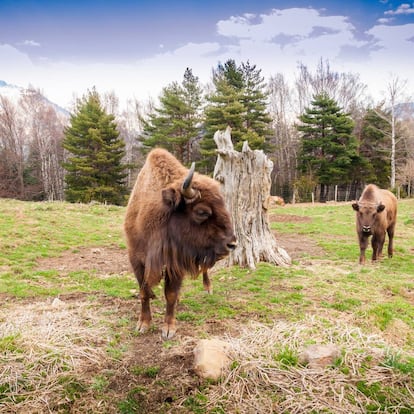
[[0, 80, 70, 119]]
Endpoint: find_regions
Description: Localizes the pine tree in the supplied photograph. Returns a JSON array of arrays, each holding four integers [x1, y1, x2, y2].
[[296, 93, 362, 200], [201, 75, 245, 171], [63, 89, 127, 205], [201, 59, 272, 171], [141, 68, 203, 165], [359, 107, 392, 188], [240, 61, 273, 151]]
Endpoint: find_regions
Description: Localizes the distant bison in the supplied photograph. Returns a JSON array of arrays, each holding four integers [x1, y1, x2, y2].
[[124, 148, 236, 339], [352, 184, 397, 264]]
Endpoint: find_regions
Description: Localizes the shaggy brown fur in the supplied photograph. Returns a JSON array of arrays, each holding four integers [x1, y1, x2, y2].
[[352, 184, 397, 264], [124, 148, 236, 339]]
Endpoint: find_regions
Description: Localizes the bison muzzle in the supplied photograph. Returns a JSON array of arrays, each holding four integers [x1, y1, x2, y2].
[[124, 149, 236, 339]]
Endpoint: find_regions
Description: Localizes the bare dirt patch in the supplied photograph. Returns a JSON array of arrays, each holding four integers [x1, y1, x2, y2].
[[36, 245, 131, 276], [269, 213, 324, 260], [273, 232, 324, 261]]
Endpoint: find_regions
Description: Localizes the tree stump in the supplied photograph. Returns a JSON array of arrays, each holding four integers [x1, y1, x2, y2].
[[213, 127, 291, 269]]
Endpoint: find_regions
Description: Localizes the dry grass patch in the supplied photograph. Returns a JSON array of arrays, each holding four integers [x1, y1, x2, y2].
[[202, 316, 414, 414], [0, 297, 111, 413]]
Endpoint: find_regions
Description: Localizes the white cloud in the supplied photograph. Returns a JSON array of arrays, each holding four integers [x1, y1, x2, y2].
[[217, 8, 353, 42], [377, 17, 393, 24], [17, 40, 41, 47], [1, 7, 413, 109], [385, 3, 414, 15]]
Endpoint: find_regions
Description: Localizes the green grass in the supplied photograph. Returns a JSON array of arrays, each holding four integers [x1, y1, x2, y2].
[[0, 198, 133, 298], [0, 199, 124, 269], [1, 197, 414, 413]]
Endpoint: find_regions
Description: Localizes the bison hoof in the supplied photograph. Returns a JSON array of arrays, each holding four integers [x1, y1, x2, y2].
[[137, 320, 150, 334], [162, 325, 177, 340]]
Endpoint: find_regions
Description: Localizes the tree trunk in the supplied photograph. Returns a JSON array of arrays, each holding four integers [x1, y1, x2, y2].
[[213, 126, 291, 269]]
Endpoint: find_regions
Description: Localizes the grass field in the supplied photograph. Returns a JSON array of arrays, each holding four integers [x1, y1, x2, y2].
[[1, 198, 414, 413]]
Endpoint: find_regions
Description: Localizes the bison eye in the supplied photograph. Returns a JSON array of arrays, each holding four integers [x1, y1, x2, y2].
[[196, 209, 211, 218], [194, 207, 212, 223]]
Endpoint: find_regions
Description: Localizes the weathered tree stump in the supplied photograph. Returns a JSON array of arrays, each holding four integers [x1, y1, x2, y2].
[[213, 127, 291, 269]]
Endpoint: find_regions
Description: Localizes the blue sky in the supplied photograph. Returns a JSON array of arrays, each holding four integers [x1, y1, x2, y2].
[[1, 0, 413, 109]]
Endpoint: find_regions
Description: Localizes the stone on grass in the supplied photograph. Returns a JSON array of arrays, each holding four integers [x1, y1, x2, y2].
[[193, 339, 230, 381], [299, 344, 340, 369]]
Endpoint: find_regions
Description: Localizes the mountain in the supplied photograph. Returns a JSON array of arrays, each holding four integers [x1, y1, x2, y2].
[[0, 80, 70, 119], [395, 102, 414, 119]]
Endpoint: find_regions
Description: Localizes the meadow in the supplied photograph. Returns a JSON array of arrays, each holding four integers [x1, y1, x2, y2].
[[1, 198, 414, 413]]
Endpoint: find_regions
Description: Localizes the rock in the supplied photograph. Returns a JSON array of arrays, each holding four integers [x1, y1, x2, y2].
[[193, 339, 231, 381], [299, 344, 340, 369], [51, 297, 65, 307]]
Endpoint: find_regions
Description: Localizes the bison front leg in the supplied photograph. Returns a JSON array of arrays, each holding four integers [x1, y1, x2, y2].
[[138, 285, 156, 333], [162, 276, 182, 340], [358, 235, 369, 264], [202, 269, 212, 294], [130, 259, 155, 333], [371, 233, 385, 262]]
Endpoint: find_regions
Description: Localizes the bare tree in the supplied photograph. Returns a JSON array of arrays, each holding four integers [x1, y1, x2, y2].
[[267, 73, 300, 200], [0, 96, 26, 198], [21, 88, 66, 200], [102, 90, 120, 115], [117, 98, 147, 188], [295, 59, 367, 116], [397, 159, 414, 197], [383, 76, 410, 189]]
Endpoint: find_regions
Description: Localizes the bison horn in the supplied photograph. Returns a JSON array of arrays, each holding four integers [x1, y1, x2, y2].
[[181, 162, 199, 200]]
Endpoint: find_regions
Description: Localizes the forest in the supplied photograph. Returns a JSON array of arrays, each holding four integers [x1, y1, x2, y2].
[[0, 59, 413, 205]]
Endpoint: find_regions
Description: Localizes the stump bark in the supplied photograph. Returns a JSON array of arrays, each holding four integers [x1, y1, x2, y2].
[[213, 127, 291, 269]]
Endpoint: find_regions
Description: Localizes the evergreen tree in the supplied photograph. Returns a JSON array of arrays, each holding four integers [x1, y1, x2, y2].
[[296, 93, 362, 200], [240, 61, 273, 151], [201, 74, 245, 171], [141, 68, 203, 165], [218, 59, 244, 89], [63, 89, 127, 205], [201, 59, 272, 171], [359, 107, 392, 188]]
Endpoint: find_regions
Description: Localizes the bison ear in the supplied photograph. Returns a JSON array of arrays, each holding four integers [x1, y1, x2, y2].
[[352, 202, 359, 211], [377, 203, 386, 213], [162, 188, 182, 209]]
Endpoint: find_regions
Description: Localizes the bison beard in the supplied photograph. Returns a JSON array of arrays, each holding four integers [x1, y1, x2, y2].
[[352, 184, 397, 265], [124, 149, 236, 339]]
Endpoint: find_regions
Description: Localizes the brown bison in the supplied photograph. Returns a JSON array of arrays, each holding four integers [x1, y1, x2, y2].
[[124, 148, 236, 339], [352, 184, 397, 264]]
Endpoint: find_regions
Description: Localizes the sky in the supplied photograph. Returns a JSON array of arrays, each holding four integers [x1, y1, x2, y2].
[[1, 0, 413, 110]]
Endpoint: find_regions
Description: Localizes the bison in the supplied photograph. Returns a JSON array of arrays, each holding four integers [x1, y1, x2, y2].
[[352, 184, 397, 264], [124, 148, 236, 339]]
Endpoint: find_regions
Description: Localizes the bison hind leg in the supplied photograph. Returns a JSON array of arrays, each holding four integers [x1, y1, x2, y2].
[[387, 224, 396, 258]]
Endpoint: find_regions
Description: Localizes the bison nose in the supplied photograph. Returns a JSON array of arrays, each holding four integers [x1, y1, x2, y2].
[[362, 225, 371, 233], [227, 240, 237, 251]]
